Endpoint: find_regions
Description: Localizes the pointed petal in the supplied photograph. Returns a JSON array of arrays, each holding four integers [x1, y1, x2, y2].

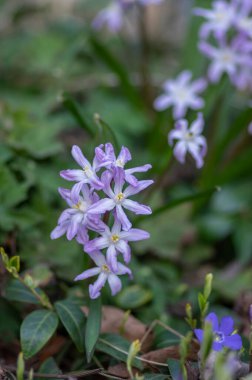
[[60, 169, 85, 182], [106, 245, 118, 272], [123, 199, 152, 215], [74, 267, 100, 281], [50, 223, 68, 239], [88, 198, 115, 214], [116, 205, 132, 231], [85, 237, 109, 252], [124, 180, 154, 197], [108, 274, 122, 296], [120, 228, 150, 241], [153, 94, 173, 111], [116, 240, 131, 264], [88, 251, 106, 266], [71, 145, 89, 168], [89, 272, 108, 299]]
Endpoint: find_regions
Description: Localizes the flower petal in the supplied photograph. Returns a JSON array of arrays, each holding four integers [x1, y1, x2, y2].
[[108, 274, 122, 296], [153, 94, 173, 111], [124, 180, 154, 197], [89, 272, 108, 299], [219, 316, 234, 336], [88, 198, 115, 214], [71, 145, 89, 168], [224, 334, 242, 351], [123, 199, 152, 215], [60, 169, 85, 182], [173, 141, 187, 164], [116, 240, 131, 264], [116, 205, 132, 231], [106, 245, 118, 272], [194, 329, 204, 343], [120, 228, 150, 241], [74, 267, 100, 281], [85, 237, 109, 252], [205, 312, 219, 331]]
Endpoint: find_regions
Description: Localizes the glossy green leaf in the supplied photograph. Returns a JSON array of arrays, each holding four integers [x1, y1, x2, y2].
[[5, 279, 40, 304], [85, 297, 101, 362], [21, 310, 59, 359], [38, 357, 61, 380], [116, 285, 153, 309], [55, 300, 86, 352]]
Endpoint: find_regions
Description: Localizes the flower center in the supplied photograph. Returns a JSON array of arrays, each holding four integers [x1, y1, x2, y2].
[[214, 331, 225, 343], [215, 12, 225, 22], [221, 51, 233, 63], [115, 192, 125, 203], [101, 264, 110, 273], [116, 159, 124, 168], [111, 234, 120, 243], [174, 88, 189, 101], [239, 17, 252, 30], [83, 165, 92, 178], [73, 201, 87, 212], [185, 132, 194, 141]]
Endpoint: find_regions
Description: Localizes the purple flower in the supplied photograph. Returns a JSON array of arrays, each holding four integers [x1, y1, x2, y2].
[[194, 312, 242, 351], [88, 168, 153, 231], [194, 1, 235, 39], [95, 143, 152, 186], [92, 2, 124, 33], [235, 0, 252, 38], [168, 113, 207, 169], [60, 145, 104, 203], [74, 251, 132, 299], [154, 71, 207, 119], [199, 37, 252, 83], [50, 186, 102, 244], [85, 218, 149, 271]]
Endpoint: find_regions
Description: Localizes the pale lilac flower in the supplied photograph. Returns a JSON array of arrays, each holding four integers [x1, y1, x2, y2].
[[74, 251, 132, 299], [88, 168, 153, 231], [60, 145, 103, 203], [154, 71, 207, 119], [235, 0, 252, 37], [50, 186, 102, 244], [199, 38, 252, 83], [95, 143, 152, 186], [194, 1, 235, 39], [194, 312, 242, 351], [85, 218, 149, 271], [168, 113, 207, 169], [92, 2, 124, 33]]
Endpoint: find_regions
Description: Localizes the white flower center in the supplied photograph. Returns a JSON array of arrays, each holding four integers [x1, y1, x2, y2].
[[220, 50, 233, 64], [184, 132, 195, 141], [173, 87, 190, 102], [111, 234, 120, 243], [101, 264, 110, 273], [115, 159, 124, 168], [115, 192, 125, 203], [214, 331, 225, 343], [83, 165, 93, 178], [73, 200, 88, 213], [239, 17, 252, 31]]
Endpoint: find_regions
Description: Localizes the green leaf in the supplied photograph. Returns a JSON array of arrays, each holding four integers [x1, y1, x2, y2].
[[38, 357, 61, 380], [5, 279, 41, 304], [90, 36, 143, 109], [167, 359, 181, 380], [96, 334, 143, 370], [116, 285, 153, 309], [61, 93, 94, 136], [9, 256, 20, 273], [55, 300, 86, 352], [85, 297, 101, 362], [21, 310, 59, 359], [94, 113, 119, 150]]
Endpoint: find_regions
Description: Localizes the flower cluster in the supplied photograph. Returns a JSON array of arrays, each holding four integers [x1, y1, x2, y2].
[[194, 0, 252, 91], [51, 144, 153, 299], [194, 312, 242, 352], [92, 0, 163, 33]]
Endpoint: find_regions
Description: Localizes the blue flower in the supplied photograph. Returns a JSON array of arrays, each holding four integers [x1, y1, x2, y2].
[[194, 312, 242, 351]]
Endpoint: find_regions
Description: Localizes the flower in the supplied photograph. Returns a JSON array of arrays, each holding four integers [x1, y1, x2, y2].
[[198, 37, 252, 83], [92, 0, 163, 32], [88, 168, 153, 230], [194, 312, 243, 351], [95, 143, 152, 186], [60, 145, 104, 203], [234, 0, 252, 38], [74, 251, 132, 299], [92, 1, 124, 33], [154, 71, 207, 119], [168, 113, 207, 169], [194, 1, 235, 39], [85, 218, 149, 271], [50, 186, 102, 243]]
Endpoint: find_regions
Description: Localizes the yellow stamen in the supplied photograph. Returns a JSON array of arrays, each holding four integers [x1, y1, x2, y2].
[[111, 234, 120, 243], [102, 264, 110, 272]]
